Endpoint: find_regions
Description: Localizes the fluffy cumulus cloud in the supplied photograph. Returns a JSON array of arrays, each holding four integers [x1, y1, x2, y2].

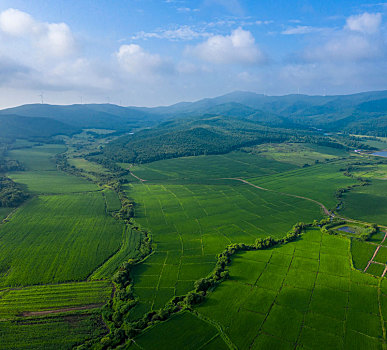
[[188, 27, 265, 64], [116, 44, 175, 78], [345, 12, 382, 34], [301, 12, 385, 63], [276, 12, 387, 95], [0, 8, 75, 57], [0, 7, 112, 100]]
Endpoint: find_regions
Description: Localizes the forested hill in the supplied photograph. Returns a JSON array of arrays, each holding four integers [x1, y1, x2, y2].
[[0, 90, 386, 145], [137, 90, 387, 136], [96, 115, 359, 164], [0, 103, 164, 131], [0, 114, 79, 141]]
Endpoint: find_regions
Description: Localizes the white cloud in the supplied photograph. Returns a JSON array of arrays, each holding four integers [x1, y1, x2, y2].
[[282, 25, 325, 35], [116, 44, 174, 77], [132, 26, 210, 41], [303, 33, 383, 62], [300, 12, 385, 63], [0, 8, 75, 57], [0, 8, 35, 36], [188, 27, 265, 64], [346, 12, 382, 34]]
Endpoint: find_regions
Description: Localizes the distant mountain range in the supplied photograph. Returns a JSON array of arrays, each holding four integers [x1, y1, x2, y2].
[[0, 90, 386, 142]]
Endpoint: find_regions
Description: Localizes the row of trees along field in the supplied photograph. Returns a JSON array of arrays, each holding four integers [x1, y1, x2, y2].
[[86, 222, 308, 348], [0, 143, 28, 208]]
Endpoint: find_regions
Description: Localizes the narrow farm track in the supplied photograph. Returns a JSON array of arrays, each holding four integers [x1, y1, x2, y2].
[[364, 231, 387, 273], [129, 170, 147, 182], [221, 178, 331, 216]]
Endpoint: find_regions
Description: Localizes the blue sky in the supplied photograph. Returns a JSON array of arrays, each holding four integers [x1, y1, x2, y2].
[[0, 0, 386, 107]]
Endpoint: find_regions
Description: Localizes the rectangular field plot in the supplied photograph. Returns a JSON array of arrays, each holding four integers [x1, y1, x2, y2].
[[0, 193, 124, 287], [129, 151, 296, 181], [8, 170, 98, 194], [374, 246, 387, 264], [351, 239, 377, 271], [103, 189, 121, 212], [8, 145, 66, 172], [7, 145, 98, 194], [133, 311, 227, 350], [0, 281, 112, 318], [341, 179, 387, 226], [195, 232, 385, 349], [0, 312, 106, 350], [366, 263, 386, 277]]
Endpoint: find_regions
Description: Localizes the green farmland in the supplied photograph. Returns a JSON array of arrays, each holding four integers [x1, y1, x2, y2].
[[0, 143, 127, 348], [0, 193, 124, 286], [1, 127, 387, 349], [342, 179, 387, 226], [132, 229, 385, 349], [196, 229, 383, 350], [7, 145, 97, 194], [125, 154, 329, 320]]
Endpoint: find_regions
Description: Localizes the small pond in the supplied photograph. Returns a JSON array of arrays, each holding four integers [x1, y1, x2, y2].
[[337, 226, 356, 234], [372, 151, 387, 158]]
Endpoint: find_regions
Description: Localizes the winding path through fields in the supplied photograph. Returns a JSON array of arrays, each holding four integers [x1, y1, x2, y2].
[[221, 178, 331, 216]]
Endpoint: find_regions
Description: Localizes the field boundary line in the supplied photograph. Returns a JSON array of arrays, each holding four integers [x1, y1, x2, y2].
[[193, 310, 237, 350], [249, 248, 296, 349], [197, 334, 222, 350], [294, 230, 323, 349], [151, 253, 168, 310], [377, 278, 386, 346]]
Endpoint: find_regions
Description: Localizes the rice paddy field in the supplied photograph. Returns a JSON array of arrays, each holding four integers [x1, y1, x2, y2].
[[0, 280, 112, 318], [2, 139, 387, 349], [130, 311, 228, 349], [127, 151, 297, 182], [0, 192, 124, 287], [125, 154, 336, 320], [0, 312, 106, 350], [248, 162, 359, 210], [132, 229, 386, 349], [0, 143, 126, 348]]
